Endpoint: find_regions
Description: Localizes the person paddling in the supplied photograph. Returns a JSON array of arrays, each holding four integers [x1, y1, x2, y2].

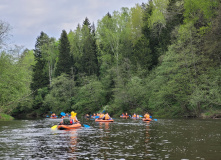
[[51, 113, 56, 118], [61, 113, 71, 125], [144, 112, 150, 119], [70, 111, 79, 124], [99, 113, 105, 119], [104, 113, 111, 120], [144, 112, 152, 121]]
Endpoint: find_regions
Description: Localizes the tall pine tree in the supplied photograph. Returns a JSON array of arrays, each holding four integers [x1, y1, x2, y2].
[[31, 32, 50, 93], [55, 30, 73, 76], [81, 18, 99, 76]]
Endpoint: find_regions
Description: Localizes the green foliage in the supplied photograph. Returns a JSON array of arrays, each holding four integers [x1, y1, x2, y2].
[[0, 49, 33, 114], [0, 113, 14, 121], [113, 76, 147, 114], [81, 19, 99, 76], [72, 76, 106, 115], [44, 74, 75, 114], [68, 18, 99, 79], [31, 32, 50, 92], [55, 30, 73, 77], [148, 0, 169, 28], [2, 1, 221, 118]]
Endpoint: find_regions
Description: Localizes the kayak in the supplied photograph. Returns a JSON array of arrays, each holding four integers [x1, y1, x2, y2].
[[57, 123, 81, 130], [95, 119, 114, 122], [120, 115, 129, 118], [142, 118, 152, 121], [131, 117, 141, 119], [50, 117, 57, 119]]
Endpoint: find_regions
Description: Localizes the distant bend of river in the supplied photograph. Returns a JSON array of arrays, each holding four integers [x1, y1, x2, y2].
[[0, 118, 221, 160]]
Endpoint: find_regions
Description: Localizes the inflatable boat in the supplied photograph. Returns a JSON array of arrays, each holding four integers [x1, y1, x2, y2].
[[57, 123, 81, 130]]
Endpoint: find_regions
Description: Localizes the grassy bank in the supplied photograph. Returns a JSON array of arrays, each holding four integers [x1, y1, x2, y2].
[[201, 109, 221, 119], [0, 113, 14, 121]]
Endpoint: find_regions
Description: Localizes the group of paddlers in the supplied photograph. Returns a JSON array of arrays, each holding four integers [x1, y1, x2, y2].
[[126, 112, 151, 119], [92, 113, 112, 120], [50, 113, 57, 118], [121, 113, 129, 116], [51, 111, 151, 124], [59, 111, 79, 125]]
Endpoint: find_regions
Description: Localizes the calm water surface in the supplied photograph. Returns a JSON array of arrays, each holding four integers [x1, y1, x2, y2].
[[0, 118, 221, 160]]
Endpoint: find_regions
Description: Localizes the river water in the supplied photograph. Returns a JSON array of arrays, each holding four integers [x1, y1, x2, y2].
[[0, 118, 221, 160]]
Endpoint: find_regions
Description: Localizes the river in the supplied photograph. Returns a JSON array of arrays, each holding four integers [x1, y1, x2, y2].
[[0, 118, 221, 160]]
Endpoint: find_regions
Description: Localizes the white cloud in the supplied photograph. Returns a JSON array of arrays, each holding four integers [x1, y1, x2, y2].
[[0, 0, 147, 49]]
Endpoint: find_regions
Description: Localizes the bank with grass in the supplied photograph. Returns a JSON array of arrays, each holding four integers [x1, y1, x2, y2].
[[0, 113, 14, 121]]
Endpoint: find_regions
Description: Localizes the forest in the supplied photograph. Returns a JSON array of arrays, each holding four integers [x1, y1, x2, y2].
[[0, 0, 220, 118]]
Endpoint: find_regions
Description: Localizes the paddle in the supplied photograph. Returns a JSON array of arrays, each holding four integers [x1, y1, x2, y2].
[[83, 124, 90, 128], [51, 125, 57, 129]]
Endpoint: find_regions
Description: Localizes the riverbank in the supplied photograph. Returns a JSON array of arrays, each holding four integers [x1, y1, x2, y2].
[[0, 113, 14, 121], [201, 110, 221, 119]]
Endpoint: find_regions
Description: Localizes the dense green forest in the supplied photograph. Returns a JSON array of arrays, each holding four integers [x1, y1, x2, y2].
[[0, 0, 221, 118]]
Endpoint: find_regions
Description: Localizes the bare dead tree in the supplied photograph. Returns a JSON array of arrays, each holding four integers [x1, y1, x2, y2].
[[0, 20, 11, 48]]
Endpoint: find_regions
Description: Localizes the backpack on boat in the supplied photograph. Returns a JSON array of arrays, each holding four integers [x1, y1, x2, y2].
[[63, 117, 71, 125]]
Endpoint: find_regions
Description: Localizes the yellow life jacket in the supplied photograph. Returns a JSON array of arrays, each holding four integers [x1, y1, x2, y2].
[[105, 114, 110, 120], [99, 114, 104, 118]]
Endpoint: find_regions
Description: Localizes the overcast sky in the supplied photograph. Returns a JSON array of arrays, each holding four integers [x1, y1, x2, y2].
[[0, 0, 147, 50]]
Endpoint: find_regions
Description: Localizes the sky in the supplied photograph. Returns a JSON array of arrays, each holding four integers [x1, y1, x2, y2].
[[0, 0, 147, 50]]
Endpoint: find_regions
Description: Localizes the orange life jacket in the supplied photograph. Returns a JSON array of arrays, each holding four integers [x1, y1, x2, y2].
[[144, 114, 150, 118], [99, 114, 104, 118], [105, 114, 110, 120]]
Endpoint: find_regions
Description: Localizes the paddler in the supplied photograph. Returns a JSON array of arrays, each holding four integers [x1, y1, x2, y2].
[[144, 112, 150, 119], [51, 113, 56, 118], [61, 113, 71, 125], [104, 113, 111, 120], [99, 113, 105, 119], [70, 111, 79, 124]]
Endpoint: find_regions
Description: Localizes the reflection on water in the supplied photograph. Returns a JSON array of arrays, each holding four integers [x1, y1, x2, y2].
[[0, 118, 221, 159]]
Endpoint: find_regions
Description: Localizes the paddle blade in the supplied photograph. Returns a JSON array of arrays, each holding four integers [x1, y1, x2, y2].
[[83, 124, 90, 128], [51, 125, 57, 129]]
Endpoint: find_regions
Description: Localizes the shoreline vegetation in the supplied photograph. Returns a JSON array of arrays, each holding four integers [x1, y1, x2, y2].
[[7, 109, 221, 120], [0, 113, 14, 121], [1, 108, 221, 120], [1, 0, 221, 119]]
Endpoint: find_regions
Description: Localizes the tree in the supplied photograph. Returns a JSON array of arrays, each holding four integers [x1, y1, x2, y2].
[[40, 38, 59, 87], [44, 74, 75, 114], [72, 76, 106, 115], [97, 8, 131, 74], [0, 20, 11, 49], [0, 48, 34, 114], [68, 24, 83, 77], [30, 32, 50, 93], [81, 18, 99, 76], [55, 30, 73, 77]]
